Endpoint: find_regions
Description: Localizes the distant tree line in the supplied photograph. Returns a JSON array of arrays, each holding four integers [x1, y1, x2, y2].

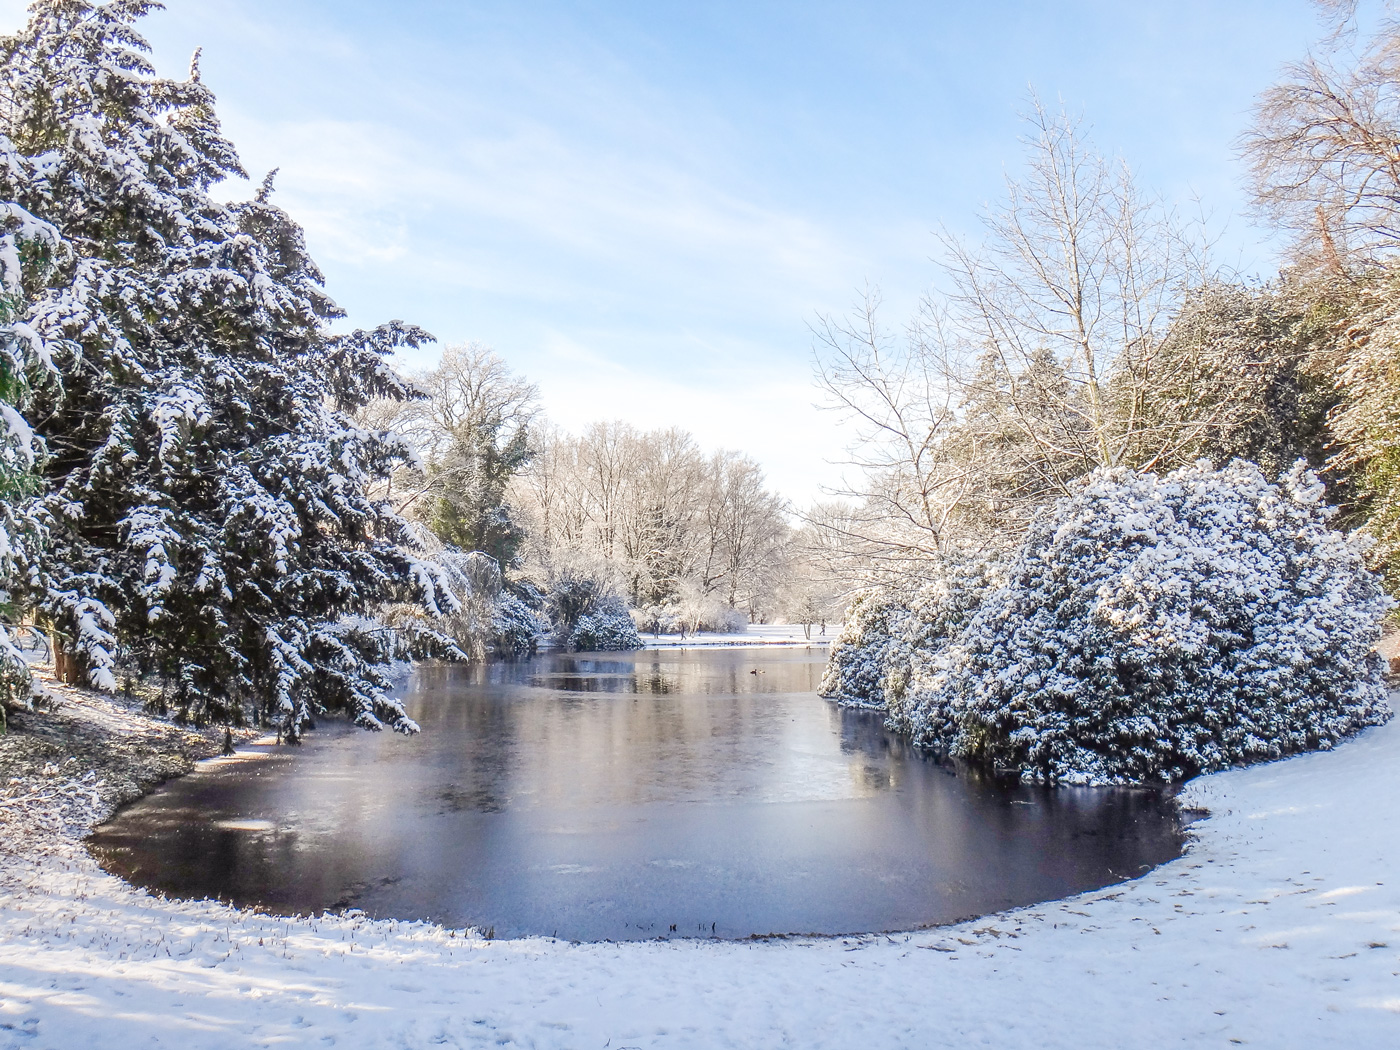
[[373, 344, 797, 649]]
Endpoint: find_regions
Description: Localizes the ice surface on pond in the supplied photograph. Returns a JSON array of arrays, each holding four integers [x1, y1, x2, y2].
[[90, 649, 1182, 940]]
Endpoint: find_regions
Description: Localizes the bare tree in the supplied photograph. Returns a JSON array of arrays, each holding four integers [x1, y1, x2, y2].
[[371, 343, 540, 565], [709, 452, 790, 615], [811, 289, 970, 566], [812, 104, 1236, 581], [397, 343, 539, 458], [939, 101, 1207, 477], [1243, 4, 1400, 267]]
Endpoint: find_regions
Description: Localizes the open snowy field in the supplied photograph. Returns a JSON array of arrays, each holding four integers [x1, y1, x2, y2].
[[1, 686, 1398, 1048]]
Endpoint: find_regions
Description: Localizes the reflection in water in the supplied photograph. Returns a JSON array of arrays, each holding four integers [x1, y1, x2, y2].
[[89, 649, 1183, 941]]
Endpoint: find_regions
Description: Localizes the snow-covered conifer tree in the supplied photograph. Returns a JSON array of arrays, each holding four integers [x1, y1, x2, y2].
[[0, 135, 65, 709], [819, 588, 910, 709], [0, 1, 459, 737]]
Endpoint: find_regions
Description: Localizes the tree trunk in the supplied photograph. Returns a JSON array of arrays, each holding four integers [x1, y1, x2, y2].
[[52, 638, 84, 687]]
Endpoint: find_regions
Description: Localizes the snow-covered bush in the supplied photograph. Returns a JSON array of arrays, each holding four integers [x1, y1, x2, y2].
[[819, 588, 911, 709], [636, 605, 684, 635], [819, 553, 1001, 713], [882, 556, 1004, 735], [541, 558, 611, 637], [535, 554, 642, 650], [708, 605, 751, 634], [420, 548, 501, 660], [569, 596, 642, 652], [636, 597, 746, 635], [405, 547, 548, 657], [492, 592, 549, 656], [899, 461, 1392, 784]]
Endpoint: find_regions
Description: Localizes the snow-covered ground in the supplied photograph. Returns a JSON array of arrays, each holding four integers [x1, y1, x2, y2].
[[640, 622, 835, 648], [2, 687, 1399, 1047]]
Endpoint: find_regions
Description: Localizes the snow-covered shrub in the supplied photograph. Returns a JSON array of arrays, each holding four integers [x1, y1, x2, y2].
[[819, 588, 911, 709], [422, 549, 502, 660], [636, 605, 684, 636], [712, 605, 751, 633], [883, 556, 1004, 735], [819, 554, 1001, 714], [636, 589, 748, 635], [904, 461, 1392, 784], [542, 559, 611, 636], [492, 592, 549, 656], [534, 554, 642, 650], [407, 547, 548, 657], [676, 600, 748, 634], [569, 596, 642, 652]]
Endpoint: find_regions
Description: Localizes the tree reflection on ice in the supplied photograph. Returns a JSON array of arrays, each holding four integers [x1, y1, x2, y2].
[[90, 648, 1183, 941]]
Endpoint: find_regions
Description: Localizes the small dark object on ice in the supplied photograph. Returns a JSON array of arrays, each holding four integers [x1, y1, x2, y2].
[[749, 669, 764, 675], [669, 923, 677, 932], [221, 727, 234, 756]]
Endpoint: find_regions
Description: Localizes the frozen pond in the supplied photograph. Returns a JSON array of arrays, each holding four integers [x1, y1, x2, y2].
[[90, 648, 1184, 941]]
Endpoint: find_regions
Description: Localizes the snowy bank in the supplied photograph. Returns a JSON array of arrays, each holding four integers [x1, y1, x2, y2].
[[0, 679, 1398, 1047], [641, 622, 835, 649]]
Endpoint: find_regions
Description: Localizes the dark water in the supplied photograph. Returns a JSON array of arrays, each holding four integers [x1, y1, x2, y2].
[[90, 648, 1183, 940]]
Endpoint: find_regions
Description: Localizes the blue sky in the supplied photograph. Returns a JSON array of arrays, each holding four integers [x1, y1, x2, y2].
[[1, 0, 1332, 502]]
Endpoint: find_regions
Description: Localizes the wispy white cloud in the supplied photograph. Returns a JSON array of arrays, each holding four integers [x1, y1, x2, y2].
[[219, 108, 863, 316]]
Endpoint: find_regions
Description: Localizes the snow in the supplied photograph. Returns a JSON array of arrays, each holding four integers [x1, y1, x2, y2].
[[3, 683, 1398, 1047], [567, 596, 642, 651], [0, 406, 35, 469], [642, 622, 836, 648], [823, 462, 1393, 785]]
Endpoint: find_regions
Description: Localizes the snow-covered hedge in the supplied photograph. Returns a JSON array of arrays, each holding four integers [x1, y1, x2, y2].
[[569, 596, 643, 652], [824, 461, 1393, 784]]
